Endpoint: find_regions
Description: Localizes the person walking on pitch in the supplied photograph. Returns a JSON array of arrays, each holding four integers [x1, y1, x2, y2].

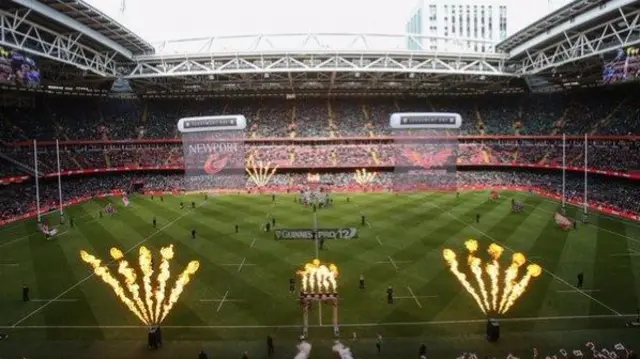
[[359, 274, 365, 289], [266, 335, 275, 357], [577, 272, 584, 289], [152, 216, 156, 228], [476, 213, 481, 223], [289, 278, 295, 293], [361, 212, 365, 226], [386, 286, 394, 304], [22, 284, 29, 302], [235, 224, 239, 233], [376, 334, 382, 353], [191, 228, 196, 239], [192, 201, 196, 209]]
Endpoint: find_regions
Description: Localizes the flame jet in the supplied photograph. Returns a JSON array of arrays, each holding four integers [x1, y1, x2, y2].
[[465, 240, 491, 311], [486, 243, 504, 311], [442, 249, 487, 314], [80, 246, 200, 325], [297, 259, 339, 294], [498, 253, 526, 313], [442, 241, 541, 315]]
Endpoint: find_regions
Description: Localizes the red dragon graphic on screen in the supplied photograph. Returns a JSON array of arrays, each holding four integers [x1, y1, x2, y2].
[[402, 147, 452, 169], [203, 153, 231, 175]]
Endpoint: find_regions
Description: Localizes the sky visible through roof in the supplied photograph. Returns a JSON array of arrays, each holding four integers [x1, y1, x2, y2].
[[85, 0, 555, 49]]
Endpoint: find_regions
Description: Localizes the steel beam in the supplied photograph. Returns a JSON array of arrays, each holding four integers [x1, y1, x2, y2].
[[145, 33, 497, 60], [10, 0, 133, 58], [125, 54, 508, 79], [0, 9, 118, 76], [519, 7, 640, 74]]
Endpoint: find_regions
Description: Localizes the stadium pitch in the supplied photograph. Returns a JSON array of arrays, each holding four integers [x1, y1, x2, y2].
[[1, 191, 640, 359]]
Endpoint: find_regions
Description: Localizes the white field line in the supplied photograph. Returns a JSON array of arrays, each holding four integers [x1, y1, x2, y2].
[[523, 204, 640, 257], [0, 232, 40, 249], [395, 296, 438, 299], [49, 231, 69, 239], [10, 208, 195, 328], [250, 238, 257, 248], [610, 253, 640, 257], [425, 202, 622, 316], [237, 258, 247, 272], [523, 202, 640, 245], [30, 299, 78, 302], [375, 260, 412, 264], [366, 221, 372, 228], [535, 196, 640, 230], [200, 298, 244, 303], [376, 236, 383, 245], [216, 291, 229, 313], [557, 289, 601, 293], [406, 286, 423, 308], [220, 263, 256, 267], [0, 263, 19, 267], [5, 313, 637, 330], [318, 301, 322, 326], [387, 256, 398, 270]]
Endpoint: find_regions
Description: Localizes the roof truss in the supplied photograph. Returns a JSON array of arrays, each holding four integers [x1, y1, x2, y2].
[[519, 6, 640, 74], [125, 53, 509, 79], [0, 8, 118, 76]]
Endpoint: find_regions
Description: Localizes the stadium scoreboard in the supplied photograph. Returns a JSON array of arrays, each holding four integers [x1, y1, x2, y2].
[[389, 112, 461, 129], [178, 115, 247, 133]]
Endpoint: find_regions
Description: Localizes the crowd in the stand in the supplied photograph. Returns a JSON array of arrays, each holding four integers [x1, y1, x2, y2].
[[1, 170, 638, 221], [0, 85, 639, 221], [0, 85, 639, 142], [2, 140, 639, 179]]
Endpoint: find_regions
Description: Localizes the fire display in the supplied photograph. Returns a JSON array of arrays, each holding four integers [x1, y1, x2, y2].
[[80, 245, 200, 325], [296, 259, 339, 298], [442, 240, 542, 315], [246, 159, 279, 187], [353, 169, 377, 186]]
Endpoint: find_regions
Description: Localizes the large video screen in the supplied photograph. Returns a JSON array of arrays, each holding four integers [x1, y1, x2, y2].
[[0, 47, 40, 87], [602, 46, 640, 84]]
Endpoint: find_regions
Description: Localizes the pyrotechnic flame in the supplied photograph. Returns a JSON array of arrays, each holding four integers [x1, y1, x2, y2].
[[154, 245, 174, 323], [246, 160, 278, 187], [353, 169, 377, 185], [498, 253, 526, 313], [296, 259, 339, 294], [501, 264, 542, 314], [487, 243, 504, 311], [442, 249, 487, 314], [79, 246, 200, 325], [465, 240, 490, 311], [442, 241, 541, 315]]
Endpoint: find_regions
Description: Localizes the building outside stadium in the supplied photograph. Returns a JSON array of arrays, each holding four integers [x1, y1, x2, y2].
[[0, 0, 639, 358]]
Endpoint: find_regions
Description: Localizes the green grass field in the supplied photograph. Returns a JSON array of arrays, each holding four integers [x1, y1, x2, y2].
[[1, 191, 640, 359]]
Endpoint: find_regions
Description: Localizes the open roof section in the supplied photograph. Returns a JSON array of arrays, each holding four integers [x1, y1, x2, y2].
[[14, 0, 154, 56], [496, 0, 604, 54]]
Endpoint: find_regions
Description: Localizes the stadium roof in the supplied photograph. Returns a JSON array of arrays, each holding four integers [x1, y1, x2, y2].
[[13, 0, 154, 56], [496, 0, 604, 54]]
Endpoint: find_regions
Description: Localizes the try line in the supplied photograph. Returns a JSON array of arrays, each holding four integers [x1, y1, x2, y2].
[[3, 313, 636, 330]]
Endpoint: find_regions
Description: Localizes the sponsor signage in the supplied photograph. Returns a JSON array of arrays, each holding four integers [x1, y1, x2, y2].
[[274, 228, 358, 240]]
